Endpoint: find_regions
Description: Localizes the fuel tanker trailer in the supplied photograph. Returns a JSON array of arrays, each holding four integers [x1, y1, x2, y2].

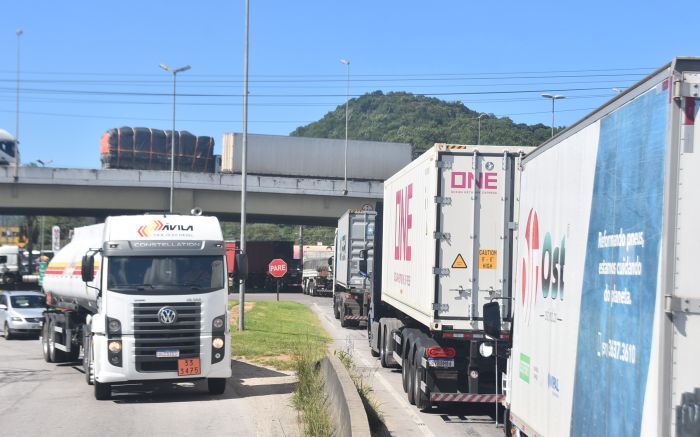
[[41, 214, 232, 400]]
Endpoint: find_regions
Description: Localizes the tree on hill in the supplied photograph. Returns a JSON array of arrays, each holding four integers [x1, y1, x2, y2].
[[291, 91, 554, 152]]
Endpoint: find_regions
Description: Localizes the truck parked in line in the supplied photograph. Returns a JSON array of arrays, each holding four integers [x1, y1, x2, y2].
[[483, 57, 700, 437], [332, 210, 376, 327], [0, 128, 17, 167], [301, 244, 334, 296], [0, 245, 20, 284], [355, 144, 529, 411], [225, 240, 300, 291], [41, 213, 232, 400]]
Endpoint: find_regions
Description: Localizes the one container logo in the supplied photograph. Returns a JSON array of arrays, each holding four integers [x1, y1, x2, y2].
[[521, 209, 566, 326], [394, 183, 413, 261]]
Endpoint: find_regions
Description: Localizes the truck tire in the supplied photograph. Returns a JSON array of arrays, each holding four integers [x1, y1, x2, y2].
[[309, 279, 316, 297], [48, 318, 67, 363], [42, 320, 53, 363], [401, 345, 411, 392], [208, 378, 227, 395], [407, 351, 416, 405], [3, 322, 13, 340], [83, 332, 93, 385], [380, 325, 390, 368], [94, 381, 111, 400], [414, 362, 430, 411], [340, 302, 350, 328], [333, 299, 340, 319]]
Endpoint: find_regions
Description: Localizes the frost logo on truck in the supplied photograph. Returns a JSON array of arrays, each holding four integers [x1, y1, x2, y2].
[[137, 220, 194, 237], [521, 209, 566, 326], [394, 183, 413, 261]]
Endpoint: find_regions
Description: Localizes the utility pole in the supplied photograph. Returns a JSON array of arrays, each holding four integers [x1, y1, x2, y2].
[[14, 28, 23, 182], [238, 0, 250, 331]]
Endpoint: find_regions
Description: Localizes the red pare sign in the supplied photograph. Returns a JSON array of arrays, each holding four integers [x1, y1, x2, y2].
[[268, 258, 288, 278]]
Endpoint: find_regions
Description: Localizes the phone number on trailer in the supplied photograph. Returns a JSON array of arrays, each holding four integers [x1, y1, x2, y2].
[[599, 338, 637, 364]]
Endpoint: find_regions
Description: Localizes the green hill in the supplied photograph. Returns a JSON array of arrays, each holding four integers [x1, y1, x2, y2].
[[291, 91, 553, 152]]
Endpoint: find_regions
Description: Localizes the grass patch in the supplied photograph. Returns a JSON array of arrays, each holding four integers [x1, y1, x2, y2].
[[292, 345, 334, 436], [230, 300, 329, 371], [229, 300, 334, 434], [336, 349, 387, 436]]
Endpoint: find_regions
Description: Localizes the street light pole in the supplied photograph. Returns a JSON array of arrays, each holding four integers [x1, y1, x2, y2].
[[14, 28, 23, 182], [477, 113, 486, 145], [340, 59, 350, 195], [159, 63, 191, 213], [238, 0, 250, 331], [541, 93, 565, 138]]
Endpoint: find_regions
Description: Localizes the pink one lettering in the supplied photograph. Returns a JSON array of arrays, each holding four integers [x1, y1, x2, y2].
[[450, 171, 498, 189], [394, 184, 413, 261]]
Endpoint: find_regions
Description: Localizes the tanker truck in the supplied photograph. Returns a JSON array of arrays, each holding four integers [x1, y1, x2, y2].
[[41, 214, 232, 400]]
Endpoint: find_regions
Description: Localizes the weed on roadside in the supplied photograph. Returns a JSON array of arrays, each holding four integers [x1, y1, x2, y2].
[[292, 341, 333, 437]]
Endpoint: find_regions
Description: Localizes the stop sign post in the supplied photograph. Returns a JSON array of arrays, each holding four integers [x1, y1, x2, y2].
[[269, 258, 287, 301]]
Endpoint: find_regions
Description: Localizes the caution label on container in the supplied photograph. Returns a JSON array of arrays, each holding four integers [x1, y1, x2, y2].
[[479, 249, 497, 269], [452, 254, 467, 269]]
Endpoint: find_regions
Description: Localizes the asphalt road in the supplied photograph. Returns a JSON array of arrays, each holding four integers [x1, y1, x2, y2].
[[239, 291, 505, 437], [0, 334, 299, 437]]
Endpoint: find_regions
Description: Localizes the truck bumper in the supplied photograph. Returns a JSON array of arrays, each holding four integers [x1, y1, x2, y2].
[[94, 334, 232, 384]]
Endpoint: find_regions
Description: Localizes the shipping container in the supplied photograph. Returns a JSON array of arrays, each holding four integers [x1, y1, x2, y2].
[[380, 144, 526, 332], [492, 57, 700, 437], [332, 210, 376, 326], [221, 133, 411, 180]]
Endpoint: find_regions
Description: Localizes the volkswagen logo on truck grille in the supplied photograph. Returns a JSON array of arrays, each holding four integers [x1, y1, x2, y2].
[[157, 307, 178, 325]]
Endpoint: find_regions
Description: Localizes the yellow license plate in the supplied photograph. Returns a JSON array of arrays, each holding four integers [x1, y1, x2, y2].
[[177, 358, 201, 376]]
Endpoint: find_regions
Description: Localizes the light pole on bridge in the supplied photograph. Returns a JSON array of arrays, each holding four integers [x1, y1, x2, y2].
[[159, 63, 191, 213]]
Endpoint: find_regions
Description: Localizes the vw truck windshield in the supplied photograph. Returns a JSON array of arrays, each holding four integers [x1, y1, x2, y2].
[[107, 256, 225, 294]]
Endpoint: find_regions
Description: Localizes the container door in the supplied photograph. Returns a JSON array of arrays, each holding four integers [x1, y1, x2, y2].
[[435, 151, 516, 327]]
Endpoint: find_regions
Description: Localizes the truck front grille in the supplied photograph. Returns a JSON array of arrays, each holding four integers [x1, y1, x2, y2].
[[132, 302, 201, 373]]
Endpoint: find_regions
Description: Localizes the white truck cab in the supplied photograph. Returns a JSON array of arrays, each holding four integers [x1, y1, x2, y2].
[[42, 214, 232, 400]]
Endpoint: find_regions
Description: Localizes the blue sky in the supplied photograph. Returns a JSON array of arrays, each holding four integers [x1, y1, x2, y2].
[[1, 0, 696, 168]]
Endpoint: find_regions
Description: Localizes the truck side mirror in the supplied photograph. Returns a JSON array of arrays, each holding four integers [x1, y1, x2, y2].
[[328, 257, 333, 267], [358, 249, 368, 275], [235, 253, 248, 281], [483, 301, 501, 339], [81, 254, 95, 283]]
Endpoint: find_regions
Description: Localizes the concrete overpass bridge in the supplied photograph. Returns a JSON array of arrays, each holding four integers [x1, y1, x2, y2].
[[0, 166, 383, 226]]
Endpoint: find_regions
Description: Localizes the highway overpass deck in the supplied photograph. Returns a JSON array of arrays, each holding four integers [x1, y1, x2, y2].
[[0, 167, 383, 225]]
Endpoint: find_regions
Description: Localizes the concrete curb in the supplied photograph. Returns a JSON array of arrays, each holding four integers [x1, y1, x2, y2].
[[320, 354, 371, 437]]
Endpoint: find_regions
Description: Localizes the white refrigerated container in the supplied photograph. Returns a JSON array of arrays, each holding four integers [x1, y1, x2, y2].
[[380, 144, 529, 332], [506, 57, 700, 437]]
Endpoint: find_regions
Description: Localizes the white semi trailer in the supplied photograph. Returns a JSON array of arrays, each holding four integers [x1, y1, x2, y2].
[[41, 214, 232, 400], [483, 57, 700, 436], [364, 144, 529, 411]]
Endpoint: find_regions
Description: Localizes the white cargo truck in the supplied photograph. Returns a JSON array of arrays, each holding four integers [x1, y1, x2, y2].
[[0, 128, 17, 167], [41, 214, 232, 400], [301, 244, 334, 296], [332, 210, 376, 327], [483, 57, 700, 437], [364, 144, 529, 411], [0, 245, 20, 284]]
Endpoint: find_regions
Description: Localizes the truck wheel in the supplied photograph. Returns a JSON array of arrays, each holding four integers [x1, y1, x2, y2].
[[309, 280, 316, 297], [333, 299, 340, 319], [340, 302, 349, 327], [208, 378, 227, 395], [3, 322, 13, 340], [48, 318, 67, 363], [83, 333, 94, 385], [407, 353, 416, 405], [42, 321, 53, 363], [401, 346, 410, 392], [380, 325, 390, 368], [414, 363, 430, 411], [94, 381, 111, 400]]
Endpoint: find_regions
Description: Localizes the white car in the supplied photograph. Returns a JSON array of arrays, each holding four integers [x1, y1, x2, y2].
[[0, 290, 45, 339]]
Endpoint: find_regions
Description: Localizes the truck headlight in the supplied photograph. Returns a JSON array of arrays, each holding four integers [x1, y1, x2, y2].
[[107, 317, 121, 334], [469, 369, 479, 379], [212, 317, 225, 330], [108, 341, 122, 353], [479, 343, 493, 358], [212, 337, 224, 349]]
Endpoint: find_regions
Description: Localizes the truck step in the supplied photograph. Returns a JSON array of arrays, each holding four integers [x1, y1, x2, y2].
[[343, 315, 368, 321], [430, 393, 504, 403]]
